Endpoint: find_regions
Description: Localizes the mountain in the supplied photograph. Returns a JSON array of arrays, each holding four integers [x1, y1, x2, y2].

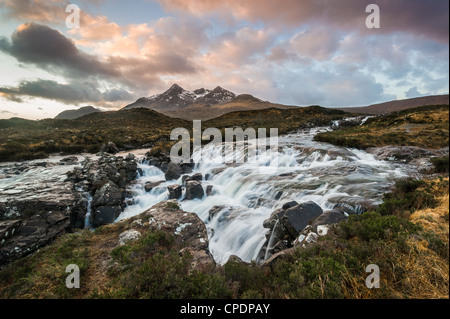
[[123, 84, 236, 111], [336, 94, 449, 114], [54, 106, 101, 120], [123, 84, 297, 120]]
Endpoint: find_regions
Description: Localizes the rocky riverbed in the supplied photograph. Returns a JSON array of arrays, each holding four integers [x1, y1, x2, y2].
[[1, 121, 448, 268]]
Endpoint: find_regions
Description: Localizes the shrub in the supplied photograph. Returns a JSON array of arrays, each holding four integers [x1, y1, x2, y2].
[[430, 156, 449, 173]]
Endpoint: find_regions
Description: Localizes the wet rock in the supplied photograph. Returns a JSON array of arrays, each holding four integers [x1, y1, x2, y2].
[[167, 184, 182, 199], [184, 181, 204, 200], [165, 162, 184, 181], [208, 205, 226, 221], [92, 206, 122, 226], [206, 185, 214, 196], [182, 173, 203, 185], [144, 181, 164, 193], [59, 156, 79, 165]]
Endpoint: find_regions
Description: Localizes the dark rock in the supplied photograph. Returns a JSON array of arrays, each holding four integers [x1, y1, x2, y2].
[[144, 180, 165, 193], [311, 209, 347, 231], [99, 142, 120, 154], [92, 206, 122, 226], [167, 184, 182, 199], [183, 173, 203, 185], [92, 182, 123, 208], [185, 181, 204, 200], [165, 162, 184, 181], [259, 201, 323, 262], [281, 201, 323, 238], [59, 156, 79, 165], [206, 185, 214, 196], [282, 201, 298, 210]]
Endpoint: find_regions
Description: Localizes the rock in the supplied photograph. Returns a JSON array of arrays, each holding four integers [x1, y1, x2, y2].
[[92, 206, 122, 226], [59, 156, 79, 165], [92, 182, 123, 208], [0, 212, 69, 267], [282, 201, 298, 210], [280, 201, 323, 239], [208, 205, 226, 221], [167, 185, 182, 199], [165, 162, 184, 181], [182, 173, 203, 186], [311, 209, 347, 231], [99, 142, 120, 154], [139, 200, 215, 269], [185, 181, 204, 200], [144, 181, 165, 193], [367, 146, 434, 163], [206, 185, 214, 196], [226, 255, 249, 265], [118, 229, 141, 246], [259, 201, 323, 262]]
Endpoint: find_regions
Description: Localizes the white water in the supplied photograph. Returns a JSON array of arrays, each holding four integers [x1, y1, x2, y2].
[[117, 126, 410, 265]]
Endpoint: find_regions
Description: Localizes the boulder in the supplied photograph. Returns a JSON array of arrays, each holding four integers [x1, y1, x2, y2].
[[92, 206, 122, 226], [279, 201, 323, 239], [144, 180, 165, 193], [185, 181, 204, 200], [118, 229, 141, 246], [92, 182, 123, 208], [311, 209, 347, 231], [259, 201, 323, 262], [167, 184, 182, 199], [99, 142, 120, 154], [165, 162, 184, 181]]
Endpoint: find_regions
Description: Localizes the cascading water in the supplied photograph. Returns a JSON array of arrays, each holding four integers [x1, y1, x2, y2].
[[116, 125, 410, 265], [84, 192, 93, 230]]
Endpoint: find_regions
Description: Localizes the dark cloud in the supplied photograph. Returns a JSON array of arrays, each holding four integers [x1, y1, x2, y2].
[[0, 79, 133, 106], [0, 23, 120, 79]]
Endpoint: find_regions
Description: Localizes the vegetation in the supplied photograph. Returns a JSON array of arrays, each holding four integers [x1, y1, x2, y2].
[[1, 177, 447, 299], [314, 105, 449, 149], [0, 106, 347, 162]]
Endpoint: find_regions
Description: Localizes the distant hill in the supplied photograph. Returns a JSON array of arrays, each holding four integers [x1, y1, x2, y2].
[[54, 106, 101, 120], [123, 84, 297, 120], [336, 94, 449, 114]]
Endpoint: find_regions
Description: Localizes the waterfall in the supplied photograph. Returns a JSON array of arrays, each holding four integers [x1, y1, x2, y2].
[[264, 219, 279, 261], [116, 125, 409, 265], [84, 192, 93, 230]]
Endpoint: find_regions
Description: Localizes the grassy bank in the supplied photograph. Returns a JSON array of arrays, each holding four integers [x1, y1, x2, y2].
[[1, 177, 448, 299], [314, 105, 449, 149]]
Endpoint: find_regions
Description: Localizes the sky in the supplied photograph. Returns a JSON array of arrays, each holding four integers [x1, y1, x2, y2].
[[0, 0, 448, 120]]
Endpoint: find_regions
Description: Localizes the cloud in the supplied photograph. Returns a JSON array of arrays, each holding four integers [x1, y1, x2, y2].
[[0, 22, 120, 79], [0, 110, 18, 116], [0, 0, 69, 24], [0, 22, 200, 97], [160, 0, 449, 44], [0, 79, 133, 106]]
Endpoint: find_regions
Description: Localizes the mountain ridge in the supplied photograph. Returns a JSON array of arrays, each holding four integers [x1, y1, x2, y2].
[[54, 106, 101, 120]]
